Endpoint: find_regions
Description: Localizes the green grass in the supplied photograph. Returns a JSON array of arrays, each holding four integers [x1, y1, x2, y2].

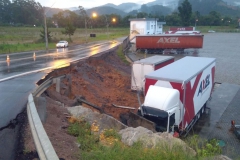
[[0, 26, 129, 54], [116, 45, 130, 65], [0, 43, 56, 54], [184, 134, 222, 158], [68, 121, 99, 152], [0, 25, 238, 54], [67, 121, 225, 160], [163, 25, 239, 33], [81, 141, 195, 160], [103, 129, 121, 140], [188, 26, 239, 33]]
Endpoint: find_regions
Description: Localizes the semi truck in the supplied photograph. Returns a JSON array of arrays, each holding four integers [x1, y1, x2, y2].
[[135, 34, 204, 54], [131, 55, 174, 91], [138, 56, 215, 136]]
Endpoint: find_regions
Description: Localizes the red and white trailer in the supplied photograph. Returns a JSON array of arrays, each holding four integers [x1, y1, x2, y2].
[[131, 55, 174, 91], [169, 27, 195, 31], [164, 30, 201, 34], [135, 34, 204, 54], [140, 56, 216, 135]]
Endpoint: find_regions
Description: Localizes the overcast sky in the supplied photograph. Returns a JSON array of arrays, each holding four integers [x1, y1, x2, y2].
[[36, 0, 155, 9]]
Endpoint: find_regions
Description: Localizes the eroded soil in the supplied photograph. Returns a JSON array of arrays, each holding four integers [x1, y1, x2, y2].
[[17, 49, 144, 159]]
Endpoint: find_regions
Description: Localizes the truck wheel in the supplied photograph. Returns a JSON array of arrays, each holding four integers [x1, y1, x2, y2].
[[177, 49, 184, 54], [120, 113, 129, 125], [157, 49, 164, 54]]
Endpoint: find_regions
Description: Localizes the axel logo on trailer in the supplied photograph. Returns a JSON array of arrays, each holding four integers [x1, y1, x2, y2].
[[157, 37, 180, 44], [197, 74, 210, 96]]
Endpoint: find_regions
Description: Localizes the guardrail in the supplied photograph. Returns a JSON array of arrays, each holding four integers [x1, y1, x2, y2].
[[27, 41, 126, 159], [27, 94, 58, 159], [27, 74, 67, 159], [27, 75, 66, 159]]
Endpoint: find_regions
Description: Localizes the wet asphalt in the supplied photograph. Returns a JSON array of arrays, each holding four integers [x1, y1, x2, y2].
[[0, 34, 240, 159], [0, 40, 120, 160], [128, 33, 240, 159]]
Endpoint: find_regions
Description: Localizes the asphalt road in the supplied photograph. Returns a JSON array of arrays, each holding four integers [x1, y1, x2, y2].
[[0, 41, 119, 81], [0, 40, 121, 160]]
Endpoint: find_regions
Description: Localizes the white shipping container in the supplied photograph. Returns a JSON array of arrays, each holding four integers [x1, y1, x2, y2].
[[131, 55, 174, 91]]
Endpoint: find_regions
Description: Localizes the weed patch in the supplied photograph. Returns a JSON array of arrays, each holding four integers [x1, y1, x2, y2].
[[68, 121, 197, 160], [185, 135, 222, 158], [117, 45, 129, 65], [0, 27, 129, 54]]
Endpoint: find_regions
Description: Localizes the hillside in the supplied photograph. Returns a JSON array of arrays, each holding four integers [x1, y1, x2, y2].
[[97, 0, 240, 17], [222, 0, 240, 6], [45, 0, 240, 18], [44, 7, 64, 17], [146, 0, 178, 11], [186, 0, 240, 16], [86, 6, 127, 17], [118, 3, 141, 13]]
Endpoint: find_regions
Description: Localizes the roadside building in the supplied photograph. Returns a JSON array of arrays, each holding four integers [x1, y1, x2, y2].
[[129, 18, 166, 41]]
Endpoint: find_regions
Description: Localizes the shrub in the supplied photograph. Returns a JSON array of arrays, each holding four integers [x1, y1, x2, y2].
[[185, 134, 222, 158]]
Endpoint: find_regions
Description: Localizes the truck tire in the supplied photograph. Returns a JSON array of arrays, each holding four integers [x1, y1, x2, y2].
[[177, 49, 184, 54], [120, 113, 129, 125], [157, 49, 164, 54]]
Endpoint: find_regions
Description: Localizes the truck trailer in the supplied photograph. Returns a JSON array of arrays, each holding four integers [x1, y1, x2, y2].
[[131, 55, 174, 91], [139, 56, 215, 136], [165, 27, 201, 34], [135, 34, 204, 53]]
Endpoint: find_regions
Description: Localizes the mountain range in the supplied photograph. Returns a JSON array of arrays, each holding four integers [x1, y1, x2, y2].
[[46, 0, 240, 17], [97, 0, 240, 14]]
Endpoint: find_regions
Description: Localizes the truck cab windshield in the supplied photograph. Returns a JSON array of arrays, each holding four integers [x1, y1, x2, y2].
[[141, 106, 175, 132]]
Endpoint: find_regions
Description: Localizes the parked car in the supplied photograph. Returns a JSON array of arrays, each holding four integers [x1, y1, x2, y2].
[[56, 41, 68, 48], [208, 30, 216, 33]]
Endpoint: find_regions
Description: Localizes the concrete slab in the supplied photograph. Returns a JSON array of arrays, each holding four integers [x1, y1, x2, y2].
[[193, 83, 240, 159], [203, 83, 240, 137]]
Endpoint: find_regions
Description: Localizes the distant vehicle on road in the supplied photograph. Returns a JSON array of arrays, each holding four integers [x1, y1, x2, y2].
[[56, 41, 68, 48], [208, 30, 216, 33]]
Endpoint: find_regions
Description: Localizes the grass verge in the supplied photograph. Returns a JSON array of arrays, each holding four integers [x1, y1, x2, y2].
[[0, 43, 56, 54], [67, 120, 224, 160], [0, 26, 238, 54], [185, 134, 222, 158], [0, 27, 129, 54], [116, 45, 130, 65]]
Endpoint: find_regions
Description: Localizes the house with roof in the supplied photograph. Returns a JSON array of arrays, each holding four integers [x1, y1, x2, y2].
[[129, 18, 166, 41]]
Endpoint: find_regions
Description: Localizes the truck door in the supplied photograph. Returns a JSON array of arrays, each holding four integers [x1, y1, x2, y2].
[[167, 113, 175, 133]]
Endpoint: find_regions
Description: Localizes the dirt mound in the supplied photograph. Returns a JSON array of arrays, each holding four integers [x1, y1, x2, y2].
[[18, 49, 145, 160], [47, 51, 144, 120]]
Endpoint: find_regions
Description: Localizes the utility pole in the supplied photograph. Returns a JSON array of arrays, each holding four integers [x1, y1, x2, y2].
[[79, 6, 87, 42], [85, 18, 87, 42], [195, 19, 198, 30], [104, 15, 109, 40], [44, 14, 48, 51], [44, 2, 56, 52]]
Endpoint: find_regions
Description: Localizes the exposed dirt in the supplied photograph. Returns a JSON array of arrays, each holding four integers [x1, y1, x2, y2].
[[46, 50, 144, 120], [17, 49, 144, 159]]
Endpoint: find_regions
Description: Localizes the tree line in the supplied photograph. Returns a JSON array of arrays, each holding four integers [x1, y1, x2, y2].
[[0, 0, 239, 28], [0, 0, 43, 26]]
